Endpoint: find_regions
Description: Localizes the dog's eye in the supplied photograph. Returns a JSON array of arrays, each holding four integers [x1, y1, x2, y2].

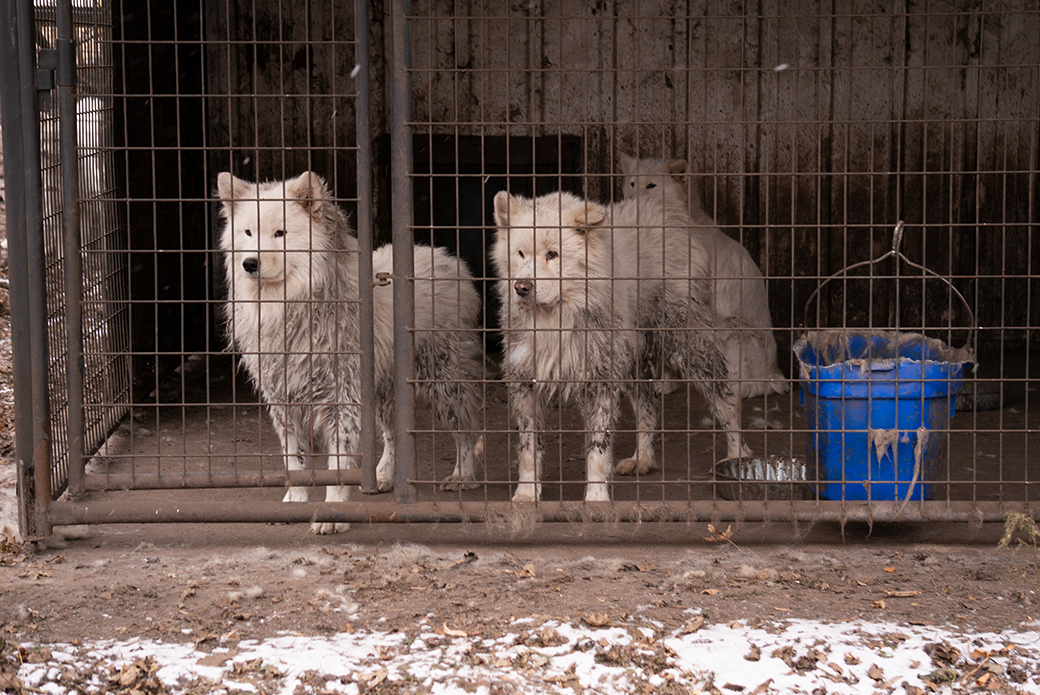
[[545, 250, 558, 261], [244, 229, 252, 237], [517, 249, 525, 259], [274, 229, 286, 238], [646, 182, 657, 189]]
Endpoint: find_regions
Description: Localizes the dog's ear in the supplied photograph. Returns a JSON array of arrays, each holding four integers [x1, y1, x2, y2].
[[570, 201, 606, 233], [619, 152, 636, 176], [493, 190, 523, 228], [666, 159, 689, 183], [288, 171, 329, 221], [216, 172, 253, 204]]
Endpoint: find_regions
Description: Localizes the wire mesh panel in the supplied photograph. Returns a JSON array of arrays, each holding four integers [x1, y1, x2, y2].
[[403, 1, 1039, 518], [31, 2, 127, 499], [9, 0, 1037, 533]]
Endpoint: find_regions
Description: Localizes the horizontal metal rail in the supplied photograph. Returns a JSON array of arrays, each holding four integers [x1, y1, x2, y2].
[[80, 469, 364, 491], [46, 499, 1035, 526]]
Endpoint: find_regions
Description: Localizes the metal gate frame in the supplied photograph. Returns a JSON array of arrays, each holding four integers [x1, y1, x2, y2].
[[4, 0, 1038, 542]]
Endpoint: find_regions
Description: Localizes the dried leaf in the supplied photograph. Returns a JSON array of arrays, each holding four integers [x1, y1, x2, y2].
[[867, 664, 885, 681], [366, 668, 388, 688], [883, 566, 895, 573], [442, 623, 468, 637], [704, 524, 738, 548], [583, 613, 611, 627], [701, 588, 721, 596], [744, 644, 761, 662], [682, 616, 705, 634], [117, 665, 140, 687], [872, 600, 886, 609], [884, 590, 922, 598], [751, 678, 773, 694]]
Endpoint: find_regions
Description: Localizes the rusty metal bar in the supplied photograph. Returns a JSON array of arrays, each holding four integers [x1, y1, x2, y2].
[[57, 0, 86, 499], [45, 499, 1035, 527], [355, 0, 377, 495], [390, 0, 417, 504], [5, 0, 55, 542], [81, 468, 363, 491], [0, 0, 37, 539]]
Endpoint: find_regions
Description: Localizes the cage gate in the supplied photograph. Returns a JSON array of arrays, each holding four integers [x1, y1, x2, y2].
[[3, 0, 1038, 541]]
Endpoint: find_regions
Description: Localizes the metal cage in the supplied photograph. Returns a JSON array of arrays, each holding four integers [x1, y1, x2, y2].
[[2, 0, 1037, 542]]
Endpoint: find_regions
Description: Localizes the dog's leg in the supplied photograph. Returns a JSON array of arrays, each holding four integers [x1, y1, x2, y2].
[[436, 376, 482, 491], [510, 382, 542, 502], [617, 376, 659, 476], [312, 407, 359, 535], [272, 405, 309, 504], [681, 335, 752, 461], [581, 384, 618, 502], [375, 425, 395, 492]]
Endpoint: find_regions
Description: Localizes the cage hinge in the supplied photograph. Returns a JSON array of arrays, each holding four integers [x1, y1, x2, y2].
[[37, 49, 57, 91], [374, 272, 393, 287]]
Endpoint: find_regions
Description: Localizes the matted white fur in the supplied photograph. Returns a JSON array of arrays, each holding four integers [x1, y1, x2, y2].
[[217, 172, 483, 533], [492, 189, 750, 502], [620, 153, 788, 398]]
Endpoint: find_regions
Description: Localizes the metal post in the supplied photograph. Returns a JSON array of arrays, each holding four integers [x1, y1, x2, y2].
[[0, 0, 37, 539], [355, 0, 377, 494], [56, 0, 85, 498], [390, 0, 416, 503], [1, 0, 53, 541]]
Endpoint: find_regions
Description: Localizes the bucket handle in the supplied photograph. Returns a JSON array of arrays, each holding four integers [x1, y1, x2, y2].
[[802, 221, 976, 352]]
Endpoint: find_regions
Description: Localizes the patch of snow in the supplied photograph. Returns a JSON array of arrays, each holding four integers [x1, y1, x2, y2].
[[13, 619, 1040, 695]]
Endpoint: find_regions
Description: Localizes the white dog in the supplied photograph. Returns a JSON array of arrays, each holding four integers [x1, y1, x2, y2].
[[217, 171, 483, 533], [492, 189, 750, 501], [620, 153, 788, 397]]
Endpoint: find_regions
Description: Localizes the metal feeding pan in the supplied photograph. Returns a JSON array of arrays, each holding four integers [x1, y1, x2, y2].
[[715, 456, 814, 501]]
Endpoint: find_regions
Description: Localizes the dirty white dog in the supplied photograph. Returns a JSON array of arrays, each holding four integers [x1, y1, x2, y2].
[[218, 172, 483, 533], [492, 189, 749, 501], [620, 153, 787, 398]]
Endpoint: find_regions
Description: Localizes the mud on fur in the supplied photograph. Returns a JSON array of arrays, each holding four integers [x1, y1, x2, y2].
[[217, 171, 483, 533], [620, 153, 787, 399], [491, 188, 751, 503]]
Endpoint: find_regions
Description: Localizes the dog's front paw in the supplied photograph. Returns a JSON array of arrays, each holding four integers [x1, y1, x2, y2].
[[615, 453, 658, 476], [375, 476, 395, 493], [440, 473, 480, 491], [311, 521, 350, 535], [283, 487, 309, 503], [584, 483, 611, 502], [511, 483, 540, 502]]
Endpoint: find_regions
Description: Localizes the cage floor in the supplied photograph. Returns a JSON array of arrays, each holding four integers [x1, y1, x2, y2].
[[75, 346, 1038, 511]]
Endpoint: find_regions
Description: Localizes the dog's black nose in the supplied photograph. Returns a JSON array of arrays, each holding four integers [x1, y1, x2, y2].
[[242, 257, 259, 275], [514, 280, 532, 297]]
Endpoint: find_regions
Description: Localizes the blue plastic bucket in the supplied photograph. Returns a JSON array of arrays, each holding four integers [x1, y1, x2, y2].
[[794, 331, 972, 501]]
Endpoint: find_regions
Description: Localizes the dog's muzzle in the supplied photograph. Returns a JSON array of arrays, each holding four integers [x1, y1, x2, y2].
[[514, 279, 533, 298], [242, 257, 260, 276]]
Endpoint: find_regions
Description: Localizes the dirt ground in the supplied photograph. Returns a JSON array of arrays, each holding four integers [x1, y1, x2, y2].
[[0, 516, 1037, 642], [2, 517, 1040, 693]]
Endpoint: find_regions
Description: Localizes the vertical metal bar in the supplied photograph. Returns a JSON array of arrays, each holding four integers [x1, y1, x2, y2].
[[390, 0, 416, 503], [355, 0, 377, 493], [0, 0, 39, 538], [56, 0, 85, 498], [1, 0, 53, 540]]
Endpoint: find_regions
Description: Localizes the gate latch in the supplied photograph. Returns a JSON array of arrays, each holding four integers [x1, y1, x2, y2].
[[374, 272, 393, 287]]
